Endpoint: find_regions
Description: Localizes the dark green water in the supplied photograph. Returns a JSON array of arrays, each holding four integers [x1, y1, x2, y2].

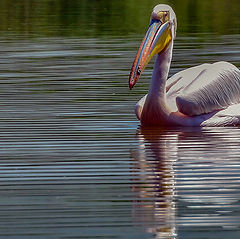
[[0, 0, 240, 238]]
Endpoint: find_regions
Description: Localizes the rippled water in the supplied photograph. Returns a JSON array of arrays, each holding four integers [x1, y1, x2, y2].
[[0, 23, 240, 239]]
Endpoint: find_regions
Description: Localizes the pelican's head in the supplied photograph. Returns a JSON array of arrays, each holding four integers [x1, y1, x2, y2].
[[129, 4, 177, 90]]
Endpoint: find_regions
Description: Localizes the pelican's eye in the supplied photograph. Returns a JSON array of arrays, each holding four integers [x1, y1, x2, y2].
[[157, 11, 170, 23]]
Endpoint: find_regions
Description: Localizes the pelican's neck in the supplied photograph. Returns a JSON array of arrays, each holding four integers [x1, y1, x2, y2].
[[140, 41, 174, 126], [148, 41, 173, 111], [149, 41, 173, 100]]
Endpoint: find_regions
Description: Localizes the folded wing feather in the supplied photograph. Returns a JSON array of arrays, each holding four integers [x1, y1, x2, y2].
[[167, 62, 240, 116]]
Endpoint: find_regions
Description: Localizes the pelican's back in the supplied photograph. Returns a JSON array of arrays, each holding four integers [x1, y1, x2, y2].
[[170, 62, 240, 116]]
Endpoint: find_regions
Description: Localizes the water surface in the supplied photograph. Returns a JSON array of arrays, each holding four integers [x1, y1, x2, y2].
[[0, 1, 240, 238]]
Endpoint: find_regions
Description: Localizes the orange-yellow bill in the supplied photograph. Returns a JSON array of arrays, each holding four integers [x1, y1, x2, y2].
[[129, 20, 172, 90]]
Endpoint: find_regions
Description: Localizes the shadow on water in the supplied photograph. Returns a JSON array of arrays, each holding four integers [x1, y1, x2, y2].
[[131, 126, 240, 239]]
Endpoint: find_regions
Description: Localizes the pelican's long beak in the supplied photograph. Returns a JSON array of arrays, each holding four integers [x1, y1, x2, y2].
[[129, 20, 172, 90]]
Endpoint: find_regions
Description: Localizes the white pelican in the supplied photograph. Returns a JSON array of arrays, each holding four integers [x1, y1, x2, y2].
[[129, 4, 240, 127]]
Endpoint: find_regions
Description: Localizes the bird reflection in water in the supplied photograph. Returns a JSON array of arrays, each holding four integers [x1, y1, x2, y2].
[[131, 126, 240, 238], [131, 126, 180, 239]]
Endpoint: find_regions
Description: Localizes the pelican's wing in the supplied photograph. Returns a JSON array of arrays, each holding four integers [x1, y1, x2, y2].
[[166, 61, 240, 116]]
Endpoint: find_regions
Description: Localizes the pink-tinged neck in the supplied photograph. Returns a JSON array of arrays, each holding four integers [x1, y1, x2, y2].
[[149, 42, 173, 100], [140, 42, 173, 126]]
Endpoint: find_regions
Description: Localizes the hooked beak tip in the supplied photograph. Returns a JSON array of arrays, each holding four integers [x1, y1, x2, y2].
[[129, 81, 134, 90]]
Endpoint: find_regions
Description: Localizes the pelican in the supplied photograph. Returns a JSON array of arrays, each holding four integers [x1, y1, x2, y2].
[[129, 4, 240, 127]]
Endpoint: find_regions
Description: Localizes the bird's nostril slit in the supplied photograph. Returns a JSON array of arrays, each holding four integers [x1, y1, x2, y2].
[[137, 67, 142, 75]]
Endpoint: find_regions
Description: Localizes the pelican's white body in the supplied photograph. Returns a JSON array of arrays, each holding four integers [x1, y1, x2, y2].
[[134, 5, 240, 127]]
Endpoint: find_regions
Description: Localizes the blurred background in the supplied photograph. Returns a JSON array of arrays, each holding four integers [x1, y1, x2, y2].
[[0, 0, 239, 37]]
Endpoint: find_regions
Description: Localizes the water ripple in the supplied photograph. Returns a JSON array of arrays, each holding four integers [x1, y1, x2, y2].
[[0, 35, 239, 238]]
